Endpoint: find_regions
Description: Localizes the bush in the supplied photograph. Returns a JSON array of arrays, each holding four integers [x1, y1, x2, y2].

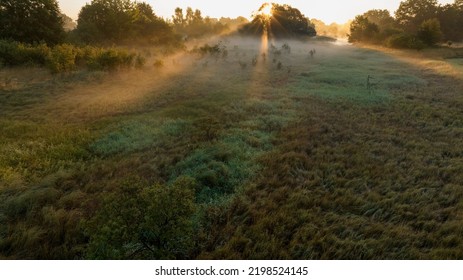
[[153, 59, 164, 68], [0, 40, 144, 73], [85, 178, 196, 259], [418, 18, 443, 46], [0, 40, 50, 66], [386, 33, 426, 50], [46, 44, 77, 73], [87, 49, 135, 71]]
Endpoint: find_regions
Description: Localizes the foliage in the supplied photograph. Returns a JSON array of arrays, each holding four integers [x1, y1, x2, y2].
[[348, 16, 380, 43], [0, 40, 49, 66], [363, 9, 397, 29], [395, 0, 439, 32], [75, 0, 175, 45], [0, 0, 65, 45], [0, 40, 143, 73], [386, 33, 426, 49], [417, 18, 443, 46], [47, 44, 78, 73], [171, 7, 232, 39], [437, 4, 463, 42], [349, 0, 463, 49], [191, 42, 227, 59], [85, 178, 196, 259], [240, 3, 316, 38], [85, 48, 135, 71]]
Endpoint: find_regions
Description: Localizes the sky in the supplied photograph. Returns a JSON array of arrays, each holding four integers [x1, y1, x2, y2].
[[58, 0, 455, 24]]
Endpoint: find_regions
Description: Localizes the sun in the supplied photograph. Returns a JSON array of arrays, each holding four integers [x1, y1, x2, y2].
[[260, 3, 273, 17]]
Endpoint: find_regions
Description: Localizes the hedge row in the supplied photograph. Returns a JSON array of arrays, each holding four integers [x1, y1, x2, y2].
[[0, 40, 145, 73]]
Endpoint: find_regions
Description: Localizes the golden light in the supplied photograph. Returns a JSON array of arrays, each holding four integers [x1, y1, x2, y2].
[[260, 3, 273, 17]]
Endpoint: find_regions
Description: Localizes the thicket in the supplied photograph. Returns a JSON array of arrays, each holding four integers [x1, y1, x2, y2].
[[0, 40, 144, 73], [349, 0, 463, 49]]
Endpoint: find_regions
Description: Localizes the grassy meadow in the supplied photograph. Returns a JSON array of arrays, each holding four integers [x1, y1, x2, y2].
[[1, 37, 463, 259]]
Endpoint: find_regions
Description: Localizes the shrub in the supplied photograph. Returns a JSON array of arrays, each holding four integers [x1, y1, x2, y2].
[[386, 33, 426, 50], [0, 41, 143, 73], [418, 18, 443, 46], [0, 40, 50, 66], [153, 59, 164, 68], [85, 178, 196, 259], [88, 49, 135, 71], [46, 44, 77, 73]]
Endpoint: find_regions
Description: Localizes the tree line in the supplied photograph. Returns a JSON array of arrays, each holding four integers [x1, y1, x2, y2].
[[0, 0, 248, 46], [349, 0, 463, 49]]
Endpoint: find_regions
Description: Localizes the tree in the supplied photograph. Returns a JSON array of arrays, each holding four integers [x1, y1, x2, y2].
[[240, 3, 316, 38], [172, 8, 185, 27], [348, 15, 380, 43], [0, 0, 65, 45], [75, 0, 173, 44], [60, 13, 77, 31], [437, 4, 463, 41], [417, 18, 443, 45], [76, 0, 135, 43], [395, 0, 439, 32], [85, 177, 196, 259], [132, 2, 172, 41], [172, 7, 229, 38], [361, 9, 401, 41], [363, 9, 396, 29]]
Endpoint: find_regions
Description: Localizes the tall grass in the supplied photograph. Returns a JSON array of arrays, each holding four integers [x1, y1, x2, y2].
[[1, 39, 463, 259]]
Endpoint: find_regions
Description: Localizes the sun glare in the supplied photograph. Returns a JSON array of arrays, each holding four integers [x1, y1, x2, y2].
[[260, 4, 273, 17]]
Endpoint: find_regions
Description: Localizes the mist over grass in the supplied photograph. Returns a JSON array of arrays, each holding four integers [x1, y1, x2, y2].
[[1, 36, 463, 259]]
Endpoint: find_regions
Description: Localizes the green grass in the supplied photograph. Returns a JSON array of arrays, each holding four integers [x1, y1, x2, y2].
[[91, 118, 191, 156], [1, 39, 463, 259]]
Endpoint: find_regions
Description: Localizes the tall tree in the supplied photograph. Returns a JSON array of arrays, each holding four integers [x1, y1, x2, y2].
[[76, 0, 135, 43], [240, 3, 316, 38], [185, 7, 195, 24], [172, 7, 229, 38], [172, 8, 185, 27], [418, 18, 443, 45], [348, 15, 380, 43], [76, 0, 173, 44], [437, 4, 463, 41], [363, 9, 396, 29], [395, 0, 439, 32], [0, 0, 65, 45]]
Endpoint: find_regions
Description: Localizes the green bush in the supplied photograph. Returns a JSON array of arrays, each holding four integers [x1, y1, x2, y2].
[[0, 40, 144, 73], [418, 18, 443, 46], [386, 33, 426, 50], [85, 178, 196, 259], [0, 40, 49, 66], [87, 48, 135, 71], [46, 44, 78, 73]]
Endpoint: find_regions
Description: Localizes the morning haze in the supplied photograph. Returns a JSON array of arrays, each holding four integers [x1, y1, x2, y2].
[[1, 0, 463, 260]]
